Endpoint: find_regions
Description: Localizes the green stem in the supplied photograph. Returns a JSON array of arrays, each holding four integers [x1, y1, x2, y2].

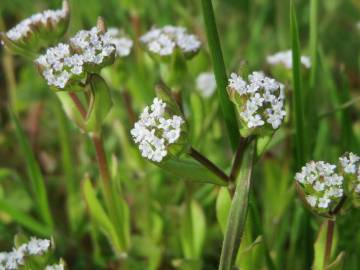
[[323, 219, 335, 269], [218, 140, 256, 270], [201, 0, 239, 151]]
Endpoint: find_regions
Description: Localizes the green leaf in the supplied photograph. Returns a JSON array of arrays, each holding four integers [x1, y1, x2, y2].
[[309, 0, 318, 89], [218, 141, 255, 270], [216, 187, 231, 234], [180, 199, 206, 260], [10, 111, 53, 230], [290, 0, 307, 168], [82, 178, 124, 253], [160, 157, 227, 186], [201, 0, 239, 151], [0, 198, 51, 237], [86, 74, 113, 132], [326, 252, 345, 270]]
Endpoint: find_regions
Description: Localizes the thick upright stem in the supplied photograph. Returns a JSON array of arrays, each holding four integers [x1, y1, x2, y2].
[[69, 92, 87, 118], [189, 147, 229, 182], [324, 219, 335, 269]]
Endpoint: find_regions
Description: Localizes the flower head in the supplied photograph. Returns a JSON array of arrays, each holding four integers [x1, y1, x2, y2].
[[295, 161, 344, 214], [228, 71, 286, 134], [196, 72, 217, 98], [339, 152, 360, 196], [266, 50, 311, 69], [105, 27, 133, 57], [36, 26, 116, 90], [140, 25, 201, 58], [131, 98, 185, 162]]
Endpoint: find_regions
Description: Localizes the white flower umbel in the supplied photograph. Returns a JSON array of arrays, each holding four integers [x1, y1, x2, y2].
[[339, 152, 360, 194], [140, 25, 201, 56], [36, 26, 116, 89], [105, 28, 133, 57], [0, 238, 51, 269], [6, 7, 67, 41], [196, 72, 216, 98], [228, 71, 286, 130], [295, 161, 344, 212], [267, 50, 311, 69], [131, 98, 184, 162]]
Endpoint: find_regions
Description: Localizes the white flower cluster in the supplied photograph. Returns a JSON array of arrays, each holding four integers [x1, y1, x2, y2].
[[36, 27, 116, 89], [228, 71, 286, 129], [196, 72, 217, 98], [295, 161, 344, 211], [6, 8, 67, 41], [339, 152, 360, 193], [106, 28, 133, 57], [266, 50, 311, 69], [0, 238, 50, 269], [45, 263, 64, 270], [140, 25, 201, 56], [131, 98, 184, 162]]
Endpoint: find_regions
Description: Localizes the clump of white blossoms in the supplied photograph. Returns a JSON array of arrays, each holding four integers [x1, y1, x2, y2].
[[295, 161, 344, 213], [5, 4, 68, 41], [131, 98, 185, 162], [140, 25, 201, 57], [0, 237, 51, 269], [339, 152, 360, 194], [228, 71, 286, 132], [105, 28, 133, 57], [35, 26, 116, 89], [266, 50, 311, 69], [196, 72, 217, 98]]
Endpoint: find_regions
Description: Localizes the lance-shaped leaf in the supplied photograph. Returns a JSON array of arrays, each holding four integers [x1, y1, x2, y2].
[[218, 140, 255, 270]]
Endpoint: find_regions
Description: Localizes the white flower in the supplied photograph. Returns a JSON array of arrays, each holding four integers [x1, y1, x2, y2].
[[26, 238, 51, 255], [295, 161, 344, 212], [339, 152, 360, 194], [6, 6, 67, 41], [140, 25, 201, 56], [266, 50, 311, 69], [196, 72, 216, 98], [228, 71, 286, 130], [45, 263, 64, 270], [104, 28, 133, 57], [131, 98, 184, 162]]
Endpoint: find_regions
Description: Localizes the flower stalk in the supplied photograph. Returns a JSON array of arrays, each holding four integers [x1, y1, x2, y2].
[[323, 219, 335, 269]]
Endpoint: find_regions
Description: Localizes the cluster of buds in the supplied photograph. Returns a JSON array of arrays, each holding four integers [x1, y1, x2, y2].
[[1, 0, 70, 57], [266, 50, 311, 69], [140, 25, 201, 59], [295, 152, 360, 215], [131, 98, 187, 162], [0, 238, 51, 269], [35, 24, 133, 90], [227, 71, 286, 136], [196, 72, 217, 98]]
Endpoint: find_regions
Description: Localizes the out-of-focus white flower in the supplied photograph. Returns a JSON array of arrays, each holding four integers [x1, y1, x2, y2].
[[339, 152, 360, 195], [295, 161, 344, 212], [0, 238, 51, 269], [267, 50, 311, 69], [45, 263, 65, 270], [140, 25, 201, 57], [131, 98, 184, 162], [196, 72, 216, 98], [103, 27, 133, 57], [36, 26, 116, 89], [6, 6, 67, 41], [228, 71, 286, 130]]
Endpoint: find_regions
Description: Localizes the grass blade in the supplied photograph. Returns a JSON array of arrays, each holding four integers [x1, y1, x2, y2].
[[10, 111, 53, 230], [201, 0, 239, 151], [290, 0, 307, 168], [218, 141, 255, 270], [309, 0, 318, 89]]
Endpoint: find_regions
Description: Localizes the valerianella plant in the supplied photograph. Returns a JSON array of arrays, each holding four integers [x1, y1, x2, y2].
[[0, 0, 70, 58], [131, 97, 187, 162], [295, 161, 344, 215], [105, 27, 133, 58], [227, 71, 286, 137], [266, 50, 311, 69], [196, 72, 217, 98], [339, 152, 360, 206]]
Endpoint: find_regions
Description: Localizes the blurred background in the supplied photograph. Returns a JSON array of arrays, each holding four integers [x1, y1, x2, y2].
[[0, 0, 359, 269]]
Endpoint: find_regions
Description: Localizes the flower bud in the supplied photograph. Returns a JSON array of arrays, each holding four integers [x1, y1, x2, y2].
[[295, 161, 344, 215], [140, 25, 201, 61], [1, 0, 70, 57], [339, 152, 360, 207], [130, 97, 188, 163], [227, 71, 286, 137]]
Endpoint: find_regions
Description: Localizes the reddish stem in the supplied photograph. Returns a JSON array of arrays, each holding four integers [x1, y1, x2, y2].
[[324, 219, 335, 269], [69, 92, 87, 118]]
